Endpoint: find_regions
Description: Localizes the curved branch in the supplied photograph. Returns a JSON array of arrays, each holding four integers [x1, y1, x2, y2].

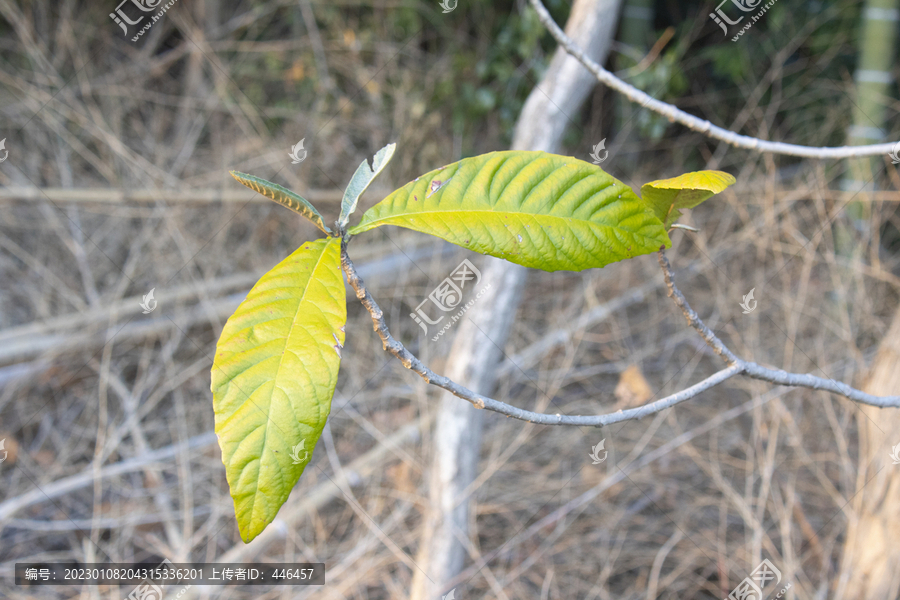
[[341, 241, 739, 427], [656, 249, 900, 409], [740, 362, 899, 407], [658, 250, 739, 366], [527, 0, 897, 159], [342, 241, 900, 427]]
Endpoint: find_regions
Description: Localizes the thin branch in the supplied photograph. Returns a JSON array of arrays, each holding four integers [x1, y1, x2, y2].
[[658, 249, 739, 366], [740, 362, 900, 408], [656, 249, 900, 408], [342, 240, 900, 425], [527, 0, 897, 159]]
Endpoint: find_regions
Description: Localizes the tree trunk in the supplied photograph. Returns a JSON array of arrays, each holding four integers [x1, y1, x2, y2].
[[409, 1, 624, 598], [837, 304, 900, 600]]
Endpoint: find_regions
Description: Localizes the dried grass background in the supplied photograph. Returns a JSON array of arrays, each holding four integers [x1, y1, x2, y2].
[[1, 0, 899, 599]]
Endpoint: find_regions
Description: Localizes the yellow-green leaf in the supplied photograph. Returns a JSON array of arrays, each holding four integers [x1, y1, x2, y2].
[[640, 170, 736, 228], [211, 237, 346, 543], [349, 151, 670, 272], [230, 171, 332, 235]]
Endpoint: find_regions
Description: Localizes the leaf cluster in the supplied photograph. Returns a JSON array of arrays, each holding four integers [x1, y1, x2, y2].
[[213, 147, 734, 541]]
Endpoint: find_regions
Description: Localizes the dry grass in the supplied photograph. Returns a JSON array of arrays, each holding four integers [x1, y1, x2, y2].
[[1, 1, 900, 599]]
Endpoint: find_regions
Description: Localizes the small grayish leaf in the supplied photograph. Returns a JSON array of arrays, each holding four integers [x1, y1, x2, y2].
[[339, 143, 396, 230]]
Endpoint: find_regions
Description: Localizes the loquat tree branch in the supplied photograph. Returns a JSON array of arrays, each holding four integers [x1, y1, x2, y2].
[[527, 0, 898, 160], [655, 250, 900, 408], [657, 250, 739, 366], [341, 241, 900, 428]]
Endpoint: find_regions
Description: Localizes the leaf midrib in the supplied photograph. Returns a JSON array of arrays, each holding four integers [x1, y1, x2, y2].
[[247, 240, 336, 531], [270, 240, 335, 396], [355, 206, 655, 234]]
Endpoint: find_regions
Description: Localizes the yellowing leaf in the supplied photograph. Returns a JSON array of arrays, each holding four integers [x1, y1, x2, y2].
[[639, 170, 736, 228], [211, 237, 346, 542], [230, 171, 332, 235], [349, 151, 670, 272]]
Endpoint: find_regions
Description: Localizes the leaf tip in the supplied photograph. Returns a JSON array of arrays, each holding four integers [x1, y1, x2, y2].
[[718, 171, 737, 185], [238, 521, 260, 544]]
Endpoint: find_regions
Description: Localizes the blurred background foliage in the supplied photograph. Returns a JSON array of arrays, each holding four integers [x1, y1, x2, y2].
[[0, 0, 882, 185], [3, 3, 900, 598], [1, 0, 898, 298], [1, 0, 896, 300]]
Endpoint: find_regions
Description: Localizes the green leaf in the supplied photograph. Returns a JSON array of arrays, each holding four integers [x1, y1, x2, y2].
[[230, 171, 332, 235], [338, 143, 396, 230], [639, 170, 736, 228], [211, 237, 346, 543], [349, 151, 670, 272]]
